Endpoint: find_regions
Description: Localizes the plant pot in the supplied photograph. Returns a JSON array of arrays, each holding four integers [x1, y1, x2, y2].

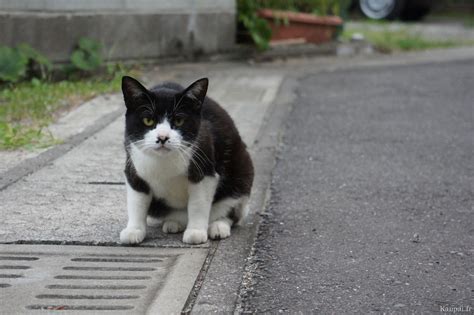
[[258, 9, 343, 45]]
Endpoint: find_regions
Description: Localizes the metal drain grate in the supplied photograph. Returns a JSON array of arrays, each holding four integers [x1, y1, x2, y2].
[[0, 244, 208, 314]]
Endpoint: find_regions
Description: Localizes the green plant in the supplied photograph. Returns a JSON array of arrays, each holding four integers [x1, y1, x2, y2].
[[237, 0, 350, 50], [0, 45, 28, 83], [0, 44, 51, 83], [0, 65, 136, 150], [341, 26, 471, 53], [255, 0, 350, 16], [238, 0, 272, 50], [71, 38, 103, 72], [17, 43, 53, 80]]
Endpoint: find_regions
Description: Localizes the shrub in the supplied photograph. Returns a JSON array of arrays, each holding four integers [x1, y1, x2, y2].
[[17, 44, 53, 80], [0, 46, 27, 83], [238, 0, 273, 50], [0, 44, 51, 83], [237, 0, 351, 50], [70, 38, 103, 72], [254, 0, 350, 16]]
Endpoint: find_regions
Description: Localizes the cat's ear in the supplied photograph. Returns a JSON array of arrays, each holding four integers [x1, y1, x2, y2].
[[122, 76, 149, 109], [180, 78, 208, 110]]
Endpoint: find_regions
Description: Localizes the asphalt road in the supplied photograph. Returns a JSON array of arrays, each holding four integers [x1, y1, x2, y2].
[[242, 60, 473, 313]]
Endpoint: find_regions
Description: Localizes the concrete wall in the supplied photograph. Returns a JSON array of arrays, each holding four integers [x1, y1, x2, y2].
[[0, 0, 236, 62]]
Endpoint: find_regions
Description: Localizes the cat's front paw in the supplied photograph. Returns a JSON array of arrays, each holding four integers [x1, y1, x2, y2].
[[162, 220, 185, 234], [120, 227, 146, 244], [208, 221, 231, 240], [183, 228, 208, 244]]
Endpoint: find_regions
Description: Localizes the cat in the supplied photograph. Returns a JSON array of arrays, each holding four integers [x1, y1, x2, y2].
[[120, 76, 254, 245]]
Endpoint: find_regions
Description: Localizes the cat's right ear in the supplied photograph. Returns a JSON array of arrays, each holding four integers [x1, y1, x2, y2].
[[122, 76, 148, 109]]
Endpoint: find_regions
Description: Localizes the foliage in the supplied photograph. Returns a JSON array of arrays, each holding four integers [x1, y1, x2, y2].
[[238, 0, 272, 50], [0, 66, 131, 150], [0, 37, 129, 149], [0, 38, 103, 84], [17, 44, 53, 80], [255, 0, 351, 16], [0, 46, 27, 83], [341, 26, 470, 53], [0, 44, 51, 83], [429, 11, 474, 28], [238, 0, 350, 50], [70, 37, 103, 72]]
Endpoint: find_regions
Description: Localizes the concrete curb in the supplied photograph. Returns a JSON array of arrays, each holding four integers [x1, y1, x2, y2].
[[187, 77, 298, 313]]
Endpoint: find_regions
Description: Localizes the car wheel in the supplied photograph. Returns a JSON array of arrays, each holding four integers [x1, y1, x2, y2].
[[400, 2, 431, 20], [358, 0, 405, 20]]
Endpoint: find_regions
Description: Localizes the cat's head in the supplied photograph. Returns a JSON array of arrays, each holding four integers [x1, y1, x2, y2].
[[122, 76, 208, 156]]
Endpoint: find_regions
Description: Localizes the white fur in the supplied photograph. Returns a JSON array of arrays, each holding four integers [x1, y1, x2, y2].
[[120, 182, 151, 244], [121, 120, 190, 244], [210, 196, 249, 225], [234, 196, 250, 225], [146, 216, 161, 227], [208, 218, 232, 240], [122, 119, 250, 245], [162, 220, 185, 234], [130, 120, 191, 210], [183, 176, 219, 244], [162, 210, 187, 234], [207, 196, 249, 239], [158, 196, 250, 240], [141, 119, 183, 154]]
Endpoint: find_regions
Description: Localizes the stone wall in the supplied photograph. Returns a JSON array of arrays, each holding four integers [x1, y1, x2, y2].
[[0, 0, 236, 62]]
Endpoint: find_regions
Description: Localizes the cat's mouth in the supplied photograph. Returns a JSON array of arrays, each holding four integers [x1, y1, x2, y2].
[[153, 144, 172, 153]]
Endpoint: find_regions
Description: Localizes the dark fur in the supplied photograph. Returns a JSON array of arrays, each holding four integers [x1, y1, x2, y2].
[[122, 76, 254, 217]]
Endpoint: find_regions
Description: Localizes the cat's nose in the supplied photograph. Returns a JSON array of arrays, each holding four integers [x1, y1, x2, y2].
[[157, 135, 169, 144]]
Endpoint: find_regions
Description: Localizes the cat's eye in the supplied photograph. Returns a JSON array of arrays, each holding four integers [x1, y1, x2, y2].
[[142, 117, 154, 127], [174, 117, 185, 127]]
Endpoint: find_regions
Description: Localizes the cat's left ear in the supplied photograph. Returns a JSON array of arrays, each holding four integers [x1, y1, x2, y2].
[[181, 78, 208, 110], [122, 76, 149, 110]]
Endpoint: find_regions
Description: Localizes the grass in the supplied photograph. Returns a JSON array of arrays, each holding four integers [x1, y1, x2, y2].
[[0, 69, 130, 150], [428, 11, 474, 28], [342, 24, 471, 53]]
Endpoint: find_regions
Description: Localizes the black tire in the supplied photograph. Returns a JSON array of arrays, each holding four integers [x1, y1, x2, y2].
[[400, 3, 431, 21], [358, 0, 406, 20]]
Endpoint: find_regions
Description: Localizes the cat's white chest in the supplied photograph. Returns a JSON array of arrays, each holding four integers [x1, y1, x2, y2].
[[148, 175, 189, 209], [130, 146, 190, 209]]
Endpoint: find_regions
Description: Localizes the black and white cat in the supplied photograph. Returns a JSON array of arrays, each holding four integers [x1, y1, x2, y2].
[[120, 76, 254, 245]]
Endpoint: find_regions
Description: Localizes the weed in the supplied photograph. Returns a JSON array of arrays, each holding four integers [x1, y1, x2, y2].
[[0, 44, 52, 83], [342, 26, 471, 52], [70, 38, 103, 72], [0, 68, 131, 150]]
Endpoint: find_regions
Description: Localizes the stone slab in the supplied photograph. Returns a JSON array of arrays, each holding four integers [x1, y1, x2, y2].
[[0, 244, 207, 314]]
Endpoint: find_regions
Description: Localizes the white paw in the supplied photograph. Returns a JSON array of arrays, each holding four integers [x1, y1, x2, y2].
[[146, 216, 161, 227], [183, 229, 208, 244], [162, 220, 185, 234], [208, 221, 231, 240], [120, 227, 146, 244]]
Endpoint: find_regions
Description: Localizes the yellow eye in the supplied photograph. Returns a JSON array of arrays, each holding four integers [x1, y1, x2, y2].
[[143, 117, 154, 126], [174, 117, 185, 127]]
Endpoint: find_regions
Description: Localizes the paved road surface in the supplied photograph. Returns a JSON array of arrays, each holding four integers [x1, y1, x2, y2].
[[242, 60, 473, 313]]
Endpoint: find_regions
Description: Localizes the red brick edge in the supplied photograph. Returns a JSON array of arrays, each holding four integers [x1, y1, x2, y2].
[[258, 9, 343, 26]]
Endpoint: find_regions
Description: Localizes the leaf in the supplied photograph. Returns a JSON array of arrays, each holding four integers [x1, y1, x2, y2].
[[70, 38, 103, 72], [17, 43, 52, 70], [0, 45, 28, 82], [78, 37, 102, 52]]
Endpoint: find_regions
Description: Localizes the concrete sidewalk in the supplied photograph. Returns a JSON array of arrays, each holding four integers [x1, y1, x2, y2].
[[0, 61, 284, 313], [1, 46, 474, 313]]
